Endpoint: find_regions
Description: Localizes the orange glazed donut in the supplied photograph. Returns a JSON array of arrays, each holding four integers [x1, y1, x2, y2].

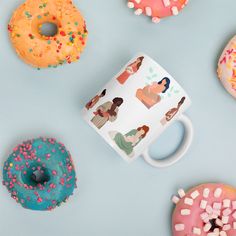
[[172, 183, 236, 236], [8, 0, 88, 68]]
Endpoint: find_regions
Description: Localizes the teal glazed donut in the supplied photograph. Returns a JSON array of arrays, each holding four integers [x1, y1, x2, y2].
[[2, 138, 76, 211]]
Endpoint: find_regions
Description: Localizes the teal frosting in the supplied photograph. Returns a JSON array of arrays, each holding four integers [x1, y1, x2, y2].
[[2, 138, 77, 211]]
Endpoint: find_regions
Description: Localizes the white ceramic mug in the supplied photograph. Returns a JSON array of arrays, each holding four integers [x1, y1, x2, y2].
[[82, 53, 193, 168]]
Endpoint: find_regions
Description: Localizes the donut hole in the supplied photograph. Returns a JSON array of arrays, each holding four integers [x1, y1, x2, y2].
[[31, 169, 50, 185], [39, 22, 58, 37], [22, 166, 50, 187], [209, 219, 220, 232]]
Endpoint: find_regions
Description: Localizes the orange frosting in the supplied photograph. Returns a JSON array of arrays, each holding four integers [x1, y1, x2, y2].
[[8, 0, 88, 68]]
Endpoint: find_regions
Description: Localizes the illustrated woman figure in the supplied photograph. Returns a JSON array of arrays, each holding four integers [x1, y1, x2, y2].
[[91, 97, 124, 129], [136, 77, 170, 109], [109, 125, 149, 157], [160, 97, 186, 125], [86, 89, 106, 110], [117, 56, 144, 84]]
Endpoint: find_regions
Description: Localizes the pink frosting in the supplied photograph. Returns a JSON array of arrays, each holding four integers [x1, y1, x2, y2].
[[127, 0, 188, 20], [172, 183, 236, 235]]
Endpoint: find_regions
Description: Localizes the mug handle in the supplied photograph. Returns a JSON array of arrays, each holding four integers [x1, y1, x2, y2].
[[142, 114, 193, 168]]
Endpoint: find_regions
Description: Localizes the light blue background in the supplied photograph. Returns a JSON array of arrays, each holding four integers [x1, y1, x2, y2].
[[0, 0, 236, 235]]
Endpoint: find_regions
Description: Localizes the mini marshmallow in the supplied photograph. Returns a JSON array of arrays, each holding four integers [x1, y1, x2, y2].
[[213, 202, 222, 210], [203, 217, 210, 224], [193, 227, 201, 235], [219, 231, 227, 236], [203, 188, 210, 198], [222, 216, 229, 224], [214, 188, 222, 198], [233, 222, 236, 229], [172, 195, 180, 204], [145, 7, 152, 16], [223, 208, 232, 216], [191, 190, 200, 199], [206, 205, 213, 214], [184, 197, 193, 206], [135, 0, 141, 3], [212, 209, 221, 216], [203, 222, 211, 232], [181, 209, 190, 215], [127, 2, 135, 8], [222, 224, 231, 231], [175, 224, 185, 231], [223, 199, 231, 208], [152, 17, 161, 24], [210, 213, 218, 219], [216, 218, 223, 227], [201, 212, 209, 220], [134, 9, 143, 15], [200, 200, 207, 209], [232, 211, 236, 219], [171, 6, 179, 15], [201, 213, 210, 223], [163, 0, 170, 7], [232, 201, 236, 209]]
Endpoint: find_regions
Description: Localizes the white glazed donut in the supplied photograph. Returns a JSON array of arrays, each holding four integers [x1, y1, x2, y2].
[[218, 36, 236, 99]]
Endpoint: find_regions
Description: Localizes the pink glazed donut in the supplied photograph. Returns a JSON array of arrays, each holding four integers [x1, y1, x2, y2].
[[218, 36, 236, 99], [172, 183, 236, 235], [127, 0, 189, 23]]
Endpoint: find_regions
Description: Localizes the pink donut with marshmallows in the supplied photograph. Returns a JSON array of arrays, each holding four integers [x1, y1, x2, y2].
[[127, 0, 188, 23], [172, 183, 236, 236]]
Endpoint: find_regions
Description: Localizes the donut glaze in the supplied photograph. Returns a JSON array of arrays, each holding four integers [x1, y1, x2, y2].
[[2, 138, 76, 211], [8, 0, 88, 68], [127, 0, 189, 23], [172, 183, 236, 235], [218, 36, 236, 99]]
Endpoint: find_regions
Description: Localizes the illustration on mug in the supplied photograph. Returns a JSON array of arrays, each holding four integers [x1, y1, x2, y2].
[[116, 56, 144, 84], [86, 89, 107, 110], [160, 97, 186, 125], [136, 77, 170, 109], [109, 125, 149, 157], [91, 97, 124, 129]]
